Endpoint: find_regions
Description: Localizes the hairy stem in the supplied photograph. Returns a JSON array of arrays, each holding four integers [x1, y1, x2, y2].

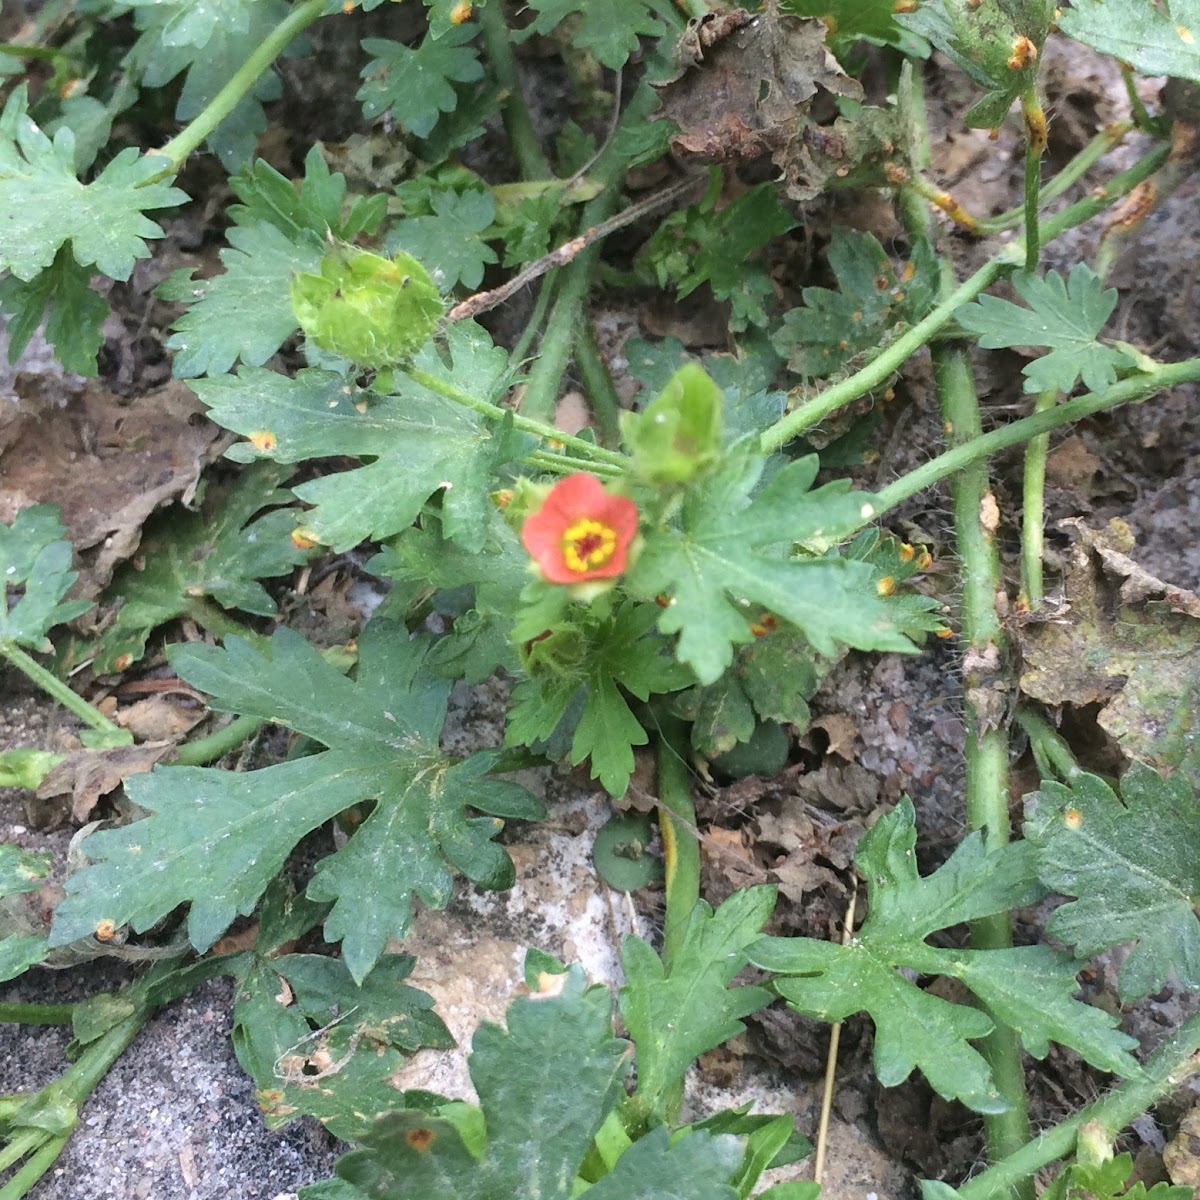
[[404, 365, 630, 469], [1019, 389, 1057, 608], [655, 719, 700, 974], [149, 0, 326, 178], [953, 1010, 1200, 1200], [519, 84, 659, 422], [479, 0, 550, 179], [0, 1002, 74, 1026], [574, 322, 622, 447], [758, 141, 1170, 455], [1021, 90, 1047, 271], [0, 643, 125, 741], [174, 713, 265, 767], [872, 357, 1200, 519], [933, 301, 1031, 1193]]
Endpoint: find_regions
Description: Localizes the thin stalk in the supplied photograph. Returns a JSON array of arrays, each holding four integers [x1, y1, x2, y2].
[[509, 274, 559, 368], [934, 336, 1031, 1189], [757, 141, 1171, 455], [0, 43, 69, 61], [1020, 390, 1057, 608], [523, 450, 623, 480], [519, 189, 617, 422], [975, 120, 1134, 233], [873, 356, 1200, 518], [148, 0, 326, 179], [0, 643, 124, 740], [0, 1135, 70, 1200], [1021, 90, 1048, 271], [478, 0, 550, 179], [573, 323, 622, 447], [1119, 63, 1156, 132], [519, 84, 659, 422], [906, 61, 1029, 1178], [1013, 708, 1081, 783], [405, 364, 630, 469], [954, 1009, 1200, 1200], [655, 720, 700, 974], [174, 713, 265, 767], [0, 1003, 74, 1026]]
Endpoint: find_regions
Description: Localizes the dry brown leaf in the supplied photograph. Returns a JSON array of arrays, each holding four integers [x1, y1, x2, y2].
[[115, 692, 207, 742], [37, 742, 175, 825], [0, 379, 228, 603], [1164, 1108, 1200, 1187]]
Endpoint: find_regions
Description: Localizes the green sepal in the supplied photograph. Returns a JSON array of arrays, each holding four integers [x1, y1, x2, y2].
[[621, 364, 724, 486]]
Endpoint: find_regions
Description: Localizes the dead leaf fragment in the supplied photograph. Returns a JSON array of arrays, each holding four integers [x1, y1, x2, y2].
[[653, 2, 896, 199], [1164, 1108, 1200, 1187], [37, 742, 175, 825], [0, 380, 227, 603], [1018, 519, 1200, 783]]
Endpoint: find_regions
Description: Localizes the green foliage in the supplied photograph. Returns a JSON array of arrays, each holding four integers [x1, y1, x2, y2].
[[897, 0, 1054, 126], [620, 888, 776, 1122], [92, 463, 309, 674], [194, 323, 525, 552], [506, 596, 693, 797], [159, 148, 386, 377], [48, 622, 544, 983], [772, 228, 937, 379], [1, 505, 91, 653], [593, 813, 662, 891], [358, 25, 484, 137], [956, 264, 1135, 394], [750, 798, 1141, 1113], [387, 186, 499, 291], [0, 750, 64, 790], [622, 364, 724, 486], [0, 845, 53, 983], [638, 182, 797, 332], [234, 950, 454, 1139], [0, 246, 109, 376], [1059, 0, 1200, 84], [780, 0, 906, 45], [1025, 764, 1200, 1002], [0, 84, 184, 374], [291, 247, 444, 367], [515, 0, 666, 70], [672, 530, 940, 756], [624, 453, 918, 685], [333, 964, 744, 1200], [123, 0, 293, 168]]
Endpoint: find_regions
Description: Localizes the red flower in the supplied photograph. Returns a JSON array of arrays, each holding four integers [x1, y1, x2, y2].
[[521, 474, 639, 585]]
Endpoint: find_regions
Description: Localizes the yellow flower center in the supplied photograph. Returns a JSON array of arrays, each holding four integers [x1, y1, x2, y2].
[[561, 518, 617, 573]]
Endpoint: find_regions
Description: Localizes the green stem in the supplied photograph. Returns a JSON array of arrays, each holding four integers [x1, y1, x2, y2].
[[0, 643, 124, 739], [0, 42, 69, 61], [872, 357, 1200, 519], [0, 1003, 74, 1026], [174, 713, 265, 767], [0, 1135, 70, 1200], [976, 120, 1134, 234], [905, 59, 1029, 1176], [933, 319, 1032, 1192], [509, 274, 559, 368], [1021, 100, 1044, 271], [954, 1009, 1200, 1200], [148, 0, 326, 178], [519, 84, 659, 423], [1020, 389, 1057, 608], [757, 141, 1170, 455], [405, 365, 630, 469], [523, 449, 623, 480], [1014, 708, 1081, 783], [655, 720, 700, 974], [1119, 63, 1156, 132], [479, 0, 550, 179], [574, 322, 622, 447]]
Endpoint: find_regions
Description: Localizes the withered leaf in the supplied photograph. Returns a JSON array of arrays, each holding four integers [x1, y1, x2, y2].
[[1018, 519, 1200, 784], [654, 3, 904, 200]]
